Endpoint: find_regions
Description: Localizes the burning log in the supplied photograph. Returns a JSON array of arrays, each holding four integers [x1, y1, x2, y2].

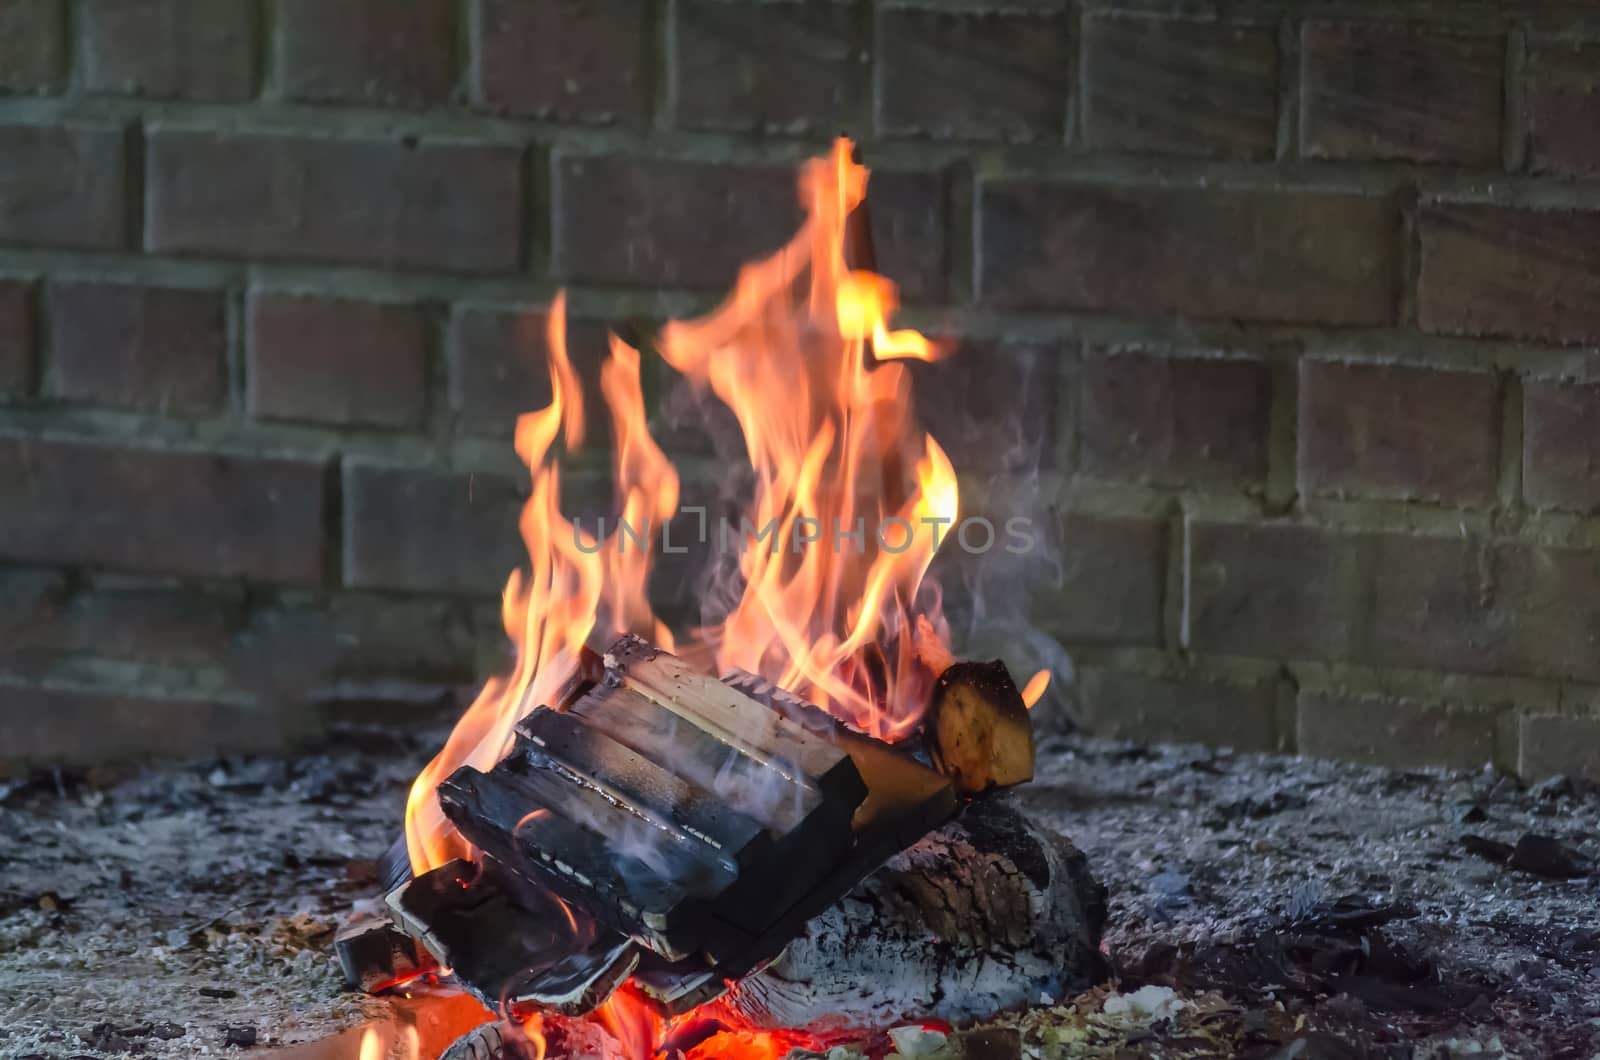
[[396, 634, 982, 1019], [725, 798, 1107, 1032], [433, 799, 1106, 1058]]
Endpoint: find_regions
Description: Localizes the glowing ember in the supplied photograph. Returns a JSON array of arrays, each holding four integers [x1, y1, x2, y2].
[[404, 138, 1046, 1058]]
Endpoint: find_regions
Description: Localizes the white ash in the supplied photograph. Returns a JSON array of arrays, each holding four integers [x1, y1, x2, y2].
[[3, 722, 1599, 1059]]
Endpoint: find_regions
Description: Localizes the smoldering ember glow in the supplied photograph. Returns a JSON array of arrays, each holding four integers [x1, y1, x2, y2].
[[398, 139, 1050, 1057]]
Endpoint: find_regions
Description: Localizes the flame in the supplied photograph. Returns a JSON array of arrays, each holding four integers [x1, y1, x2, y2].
[[657, 140, 957, 740], [518, 1013, 548, 1060], [1021, 669, 1050, 709], [404, 139, 983, 1056]]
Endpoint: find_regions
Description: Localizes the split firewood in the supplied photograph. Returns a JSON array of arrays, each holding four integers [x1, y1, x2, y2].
[[925, 660, 1035, 795]]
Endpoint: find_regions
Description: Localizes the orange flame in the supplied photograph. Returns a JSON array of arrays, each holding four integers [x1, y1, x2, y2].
[[403, 138, 996, 1056], [657, 141, 957, 740]]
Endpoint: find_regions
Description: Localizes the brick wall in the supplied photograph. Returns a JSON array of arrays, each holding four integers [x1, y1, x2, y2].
[[3, 0, 1600, 780]]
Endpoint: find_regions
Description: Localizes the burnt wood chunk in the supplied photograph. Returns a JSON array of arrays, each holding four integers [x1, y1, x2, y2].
[[386, 858, 638, 1015], [437, 765, 727, 959], [926, 660, 1035, 794], [334, 917, 432, 993], [629, 955, 730, 1015]]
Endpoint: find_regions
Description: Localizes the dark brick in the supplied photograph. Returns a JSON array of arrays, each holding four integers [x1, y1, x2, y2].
[[877, 4, 1070, 142], [1525, 38, 1600, 176], [1074, 669, 1276, 751], [1079, 352, 1269, 487], [1083, 14, 1278, 159], [247, 292, 427, 429], [81, 0, 256, 101], [0, 122, 126, 250], [554, 154, 792, 289], [1300, 21, 1502, 164], [0, 0, 63, 94], [1419, 203, 1600, 346], [1518, 714, 1600, 781], [343, 464, 525, 595], [447, 303, 611, 441], [1523, 379, 1600, 513], [277, 0, 456, 106], [46, 281, 225, 416], [0, 685, 293, 775], [1360, 531, 1487, 675], [1482, 542, 1600, 683], [147, 128, 522, 273], [917, 338, 1062, 474], [1298, 360, 1500, 506], [1298, 693, 1496, 770], [0, 279, 34, 397], [977, 180, 1398, 324], [0, 435, 327, 584], [0, 573, 244, 674], [864, 169, 947, 303], [1186, 521, 1360, 660], [233, 594, 479, 691], [671, 0, 865, 133], [555, 154, 946, 296], [1193, 519, 1600, 681], [1037, 511, 1165, 645], [475, 0, 646, 123]]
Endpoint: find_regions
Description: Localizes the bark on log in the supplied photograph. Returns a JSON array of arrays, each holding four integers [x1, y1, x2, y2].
[[723, 796, 1106, 1032]]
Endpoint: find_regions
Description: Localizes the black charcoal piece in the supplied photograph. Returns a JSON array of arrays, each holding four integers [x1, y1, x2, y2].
[[335, 916, 433, 993]]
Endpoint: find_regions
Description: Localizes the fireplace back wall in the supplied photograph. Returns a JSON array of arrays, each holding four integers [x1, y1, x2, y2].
[[2, 0, 1598, 780]]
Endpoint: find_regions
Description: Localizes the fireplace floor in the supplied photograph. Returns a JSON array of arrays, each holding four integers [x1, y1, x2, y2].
[[3, 718, 1597, 1059]]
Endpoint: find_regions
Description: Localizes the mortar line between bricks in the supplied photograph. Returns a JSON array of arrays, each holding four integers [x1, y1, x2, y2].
[[1503, 22, 1528, 173], [1065, 0, 1083, 149], [1077, 1, 1590, 29], [224, 283, 247, 421], [462, 0, 483, 108], [1498, 372, 1525, 515], [522, 143, 547, 280], [323, 458, 344, 593], [1273, 672, 1298, 754], [1276, 10, 1299, 163], [27, 279, 47, 400], [62, 0, 80, 92], [3, 246, 1598, 372], [1163, 499, 1187, 655], [944, 158, 974, 307], [122, 119, 145, 253], [1059, 477, 1600, 549], [645, 0, 671, 134], [1059, 644, 1600, 715], [866, 0, 885, 139], [1397, 185, 1420, 329], [1264, 354, 1299, 515], [448, 0, 469, 107], [254, 0, 275, 101], [17, 93, 1600, 201]]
